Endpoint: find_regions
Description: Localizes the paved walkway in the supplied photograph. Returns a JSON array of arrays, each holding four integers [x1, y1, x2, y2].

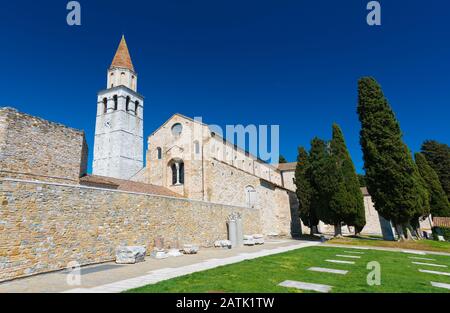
[[0, 240, 318, 293]]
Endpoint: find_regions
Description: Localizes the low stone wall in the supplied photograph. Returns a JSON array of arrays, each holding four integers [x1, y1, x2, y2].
[[0, 179, 261, 282]]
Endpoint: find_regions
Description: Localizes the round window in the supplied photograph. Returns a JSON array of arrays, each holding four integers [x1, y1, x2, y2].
[[171, 123, 183, 137]]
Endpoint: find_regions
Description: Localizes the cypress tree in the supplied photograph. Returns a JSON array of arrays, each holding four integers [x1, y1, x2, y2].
[[279, 155, 288, 164], [294, 147, 318, 234], [308, 137, 343, 236], [357, 77, 428, 239], [421, 140, 450, 200], [330, 124, 366, 235], [415, 153, 450, 217], [358, 174, 367, 187]]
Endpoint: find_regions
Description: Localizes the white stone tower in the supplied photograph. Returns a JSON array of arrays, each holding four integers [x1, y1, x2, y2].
[[93, 36, 144, 179]]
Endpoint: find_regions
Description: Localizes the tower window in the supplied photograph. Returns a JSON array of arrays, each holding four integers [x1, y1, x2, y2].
[[103, 98, 107, 114], [126, 96, 130, 112], [113, 95, 118, 111], [135, 101, 139, 115]]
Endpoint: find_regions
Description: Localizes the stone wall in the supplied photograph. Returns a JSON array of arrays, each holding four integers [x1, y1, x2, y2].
[[206, 158, 294, 236], [0, 108, 88, 184], [360, 194, 383, 235], [0, 179, 261, 282]]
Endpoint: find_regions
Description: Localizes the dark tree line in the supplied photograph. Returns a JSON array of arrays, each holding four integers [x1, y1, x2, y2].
[[295, 125, 365, 236], [294, 76, 449, 241]]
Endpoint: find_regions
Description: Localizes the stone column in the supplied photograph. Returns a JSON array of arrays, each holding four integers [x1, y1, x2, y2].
[[228, 219, 237, 248], [236, 217, 243, 247], [175, 162, 180, 185]]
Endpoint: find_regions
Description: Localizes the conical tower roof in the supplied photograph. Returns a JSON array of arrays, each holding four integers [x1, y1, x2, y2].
[[110, 35, 135, 72]]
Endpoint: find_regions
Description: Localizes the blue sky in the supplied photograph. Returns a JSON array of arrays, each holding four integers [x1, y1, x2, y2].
[[0, 1, 449, 173]]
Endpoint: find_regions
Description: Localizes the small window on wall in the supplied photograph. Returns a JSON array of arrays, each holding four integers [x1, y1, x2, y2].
[[157, 147, 162, 160], [245, 186, 257, 208], [135, 101, 139, 115], [126, 96, 130, 112], [113, 95, 118, 111], [103, 98, 107, 114], [194, 141, 200, 154]]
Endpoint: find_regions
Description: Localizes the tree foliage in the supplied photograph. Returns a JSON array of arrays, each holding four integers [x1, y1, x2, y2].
[[294, 147, 318, 229], [358, 174, 367, 187], [415, 153, 450, 217], [330, 124, 366, 233], [357, 77, 428, 230], [421, 140, 450, 200], [278, 155, 288, 164]]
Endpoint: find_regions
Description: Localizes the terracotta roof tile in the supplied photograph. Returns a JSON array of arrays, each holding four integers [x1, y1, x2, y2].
[[433, 217, 450, 228], [110, 35, 135, 71], [277, 162, 297, 171], [79, 175, 181, 198]]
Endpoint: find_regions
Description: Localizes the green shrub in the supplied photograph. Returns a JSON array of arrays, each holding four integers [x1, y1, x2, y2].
[[432, 227, 450, 241]]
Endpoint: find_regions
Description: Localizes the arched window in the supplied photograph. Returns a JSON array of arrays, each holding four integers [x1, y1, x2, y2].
[[126, 96, 130, 112], [103, 98, 107, 114], [245, 186, 257, 208], [157, 147, 162, 160], [171, 123, 183, 137], [194, 141, 200, 154], [135, 101, 139, 115], [113, 95, 118, 111], [170, 160, 184, 185]]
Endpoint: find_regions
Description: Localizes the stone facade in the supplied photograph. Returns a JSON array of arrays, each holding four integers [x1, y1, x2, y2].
[[0, 107, 88, 184], [0, 179, 261, 282], [141, 114, 298, 237], [0, 37, 302, 283]]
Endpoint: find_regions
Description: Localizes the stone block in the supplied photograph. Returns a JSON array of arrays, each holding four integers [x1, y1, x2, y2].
[[252, 234, 264, 245], [115, 246, 146, 264], [183, 244, 199, 254], [150, 249, 169, 259], [214, 240, 232, 249], [243, 235, 255, 246], [167, 249, 183, 257]]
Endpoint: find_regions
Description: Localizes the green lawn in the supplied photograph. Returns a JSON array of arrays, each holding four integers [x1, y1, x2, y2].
[[326, 236, 450, 253], [126, 246, 450, 293]]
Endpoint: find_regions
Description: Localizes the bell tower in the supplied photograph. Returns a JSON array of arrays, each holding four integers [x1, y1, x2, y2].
[[93, 35, 144, 179]]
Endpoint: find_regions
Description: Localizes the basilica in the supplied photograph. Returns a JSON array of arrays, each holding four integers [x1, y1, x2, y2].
[[91, 36, 300, 237]]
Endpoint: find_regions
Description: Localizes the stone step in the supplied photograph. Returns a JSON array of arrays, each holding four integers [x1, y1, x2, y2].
[[326, 259, 355, 265], [336, 254, 361, 259], [412, 262, 447, 268], [278, 280, 332, 293], [419, 269, 450, 276], [408, 256, 436, 261], [308, 267, 348, 275], [431, 281, 450, 290]]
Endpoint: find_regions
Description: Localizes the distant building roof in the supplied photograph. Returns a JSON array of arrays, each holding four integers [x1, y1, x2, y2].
[[433, 217, 450, 228], [79, 175, 181, 198], [361, 187, 370, 196], [277, 162, 297, 171]]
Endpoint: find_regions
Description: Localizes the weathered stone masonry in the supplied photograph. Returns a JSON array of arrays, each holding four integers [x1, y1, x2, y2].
[[0, 108, 88, 184], [0, 179, 261, 282]]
